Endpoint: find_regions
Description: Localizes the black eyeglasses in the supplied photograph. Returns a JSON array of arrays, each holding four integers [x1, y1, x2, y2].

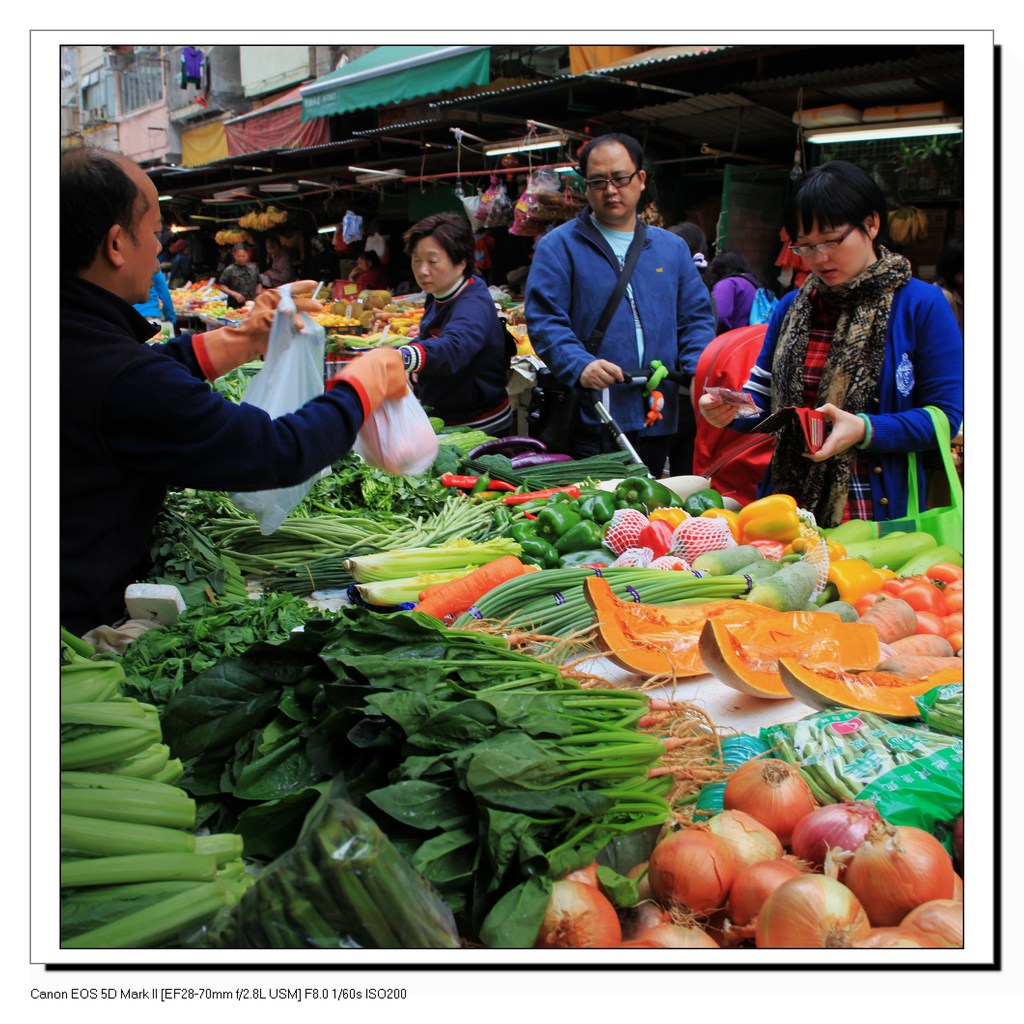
[[584, 170, 641, 191], [788, 224, 858, 258]]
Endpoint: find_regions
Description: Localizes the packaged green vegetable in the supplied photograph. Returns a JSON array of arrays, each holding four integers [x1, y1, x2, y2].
[[761, 708, 963, 837], [203, 777, 460, 949], [914, 684, 964, 737]]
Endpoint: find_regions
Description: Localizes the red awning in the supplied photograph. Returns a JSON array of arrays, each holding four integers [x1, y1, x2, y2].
[[224, 86, 328, 156]]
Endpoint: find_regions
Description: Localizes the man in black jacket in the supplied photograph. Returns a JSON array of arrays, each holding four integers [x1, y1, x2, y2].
[[60, 147, 407, 635]]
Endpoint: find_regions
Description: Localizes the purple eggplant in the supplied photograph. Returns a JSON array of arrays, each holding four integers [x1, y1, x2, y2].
[[467, 436, 547, 460], [509, 452, 574, 469]]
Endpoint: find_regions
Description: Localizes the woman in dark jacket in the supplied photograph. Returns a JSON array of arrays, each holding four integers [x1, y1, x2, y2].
[[397, 213, 512, 435]]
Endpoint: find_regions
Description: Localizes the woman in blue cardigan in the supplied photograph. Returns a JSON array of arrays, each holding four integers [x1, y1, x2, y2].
[[698, 160, 963, 528]]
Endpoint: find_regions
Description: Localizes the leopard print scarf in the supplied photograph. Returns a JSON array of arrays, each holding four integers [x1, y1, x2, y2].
[[769, 247, 911, 526]]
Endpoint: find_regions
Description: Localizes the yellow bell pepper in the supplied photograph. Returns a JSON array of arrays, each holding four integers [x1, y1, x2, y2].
[[827, 558, 896, 604], [699, 506, 742, 542], [737, 493, 803, 545], [649, 507, 689, 529], [785, 535, 847, 562]]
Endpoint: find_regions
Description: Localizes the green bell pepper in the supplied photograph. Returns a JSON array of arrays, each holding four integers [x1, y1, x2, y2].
[[535, 505, 582, 544], [614, 475, 684, 514], [508, 521, 540, 544], [578, 491, 617, 525], [614, 476, 662, 512], [682, 487, 725, 516], [558, 547, 614, 568], [554, 518, 608, 555], [518, 536, 561, 569]]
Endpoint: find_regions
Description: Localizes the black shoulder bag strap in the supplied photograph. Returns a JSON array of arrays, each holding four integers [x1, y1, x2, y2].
[[584, 221, 646, 354]]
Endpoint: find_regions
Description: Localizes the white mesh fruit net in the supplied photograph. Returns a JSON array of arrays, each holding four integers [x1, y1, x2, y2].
[[796, 507, 831, 599], [668, 517, 736, 562], [649, 555, 693, 571], [611, 547, 655, 568], [604, 509, 651, 555]]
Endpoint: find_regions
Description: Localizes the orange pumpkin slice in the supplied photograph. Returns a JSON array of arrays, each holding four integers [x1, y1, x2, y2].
[[583, 576, 781, 678], [699, 614, 882, 700], [777, 658, 962, 720]]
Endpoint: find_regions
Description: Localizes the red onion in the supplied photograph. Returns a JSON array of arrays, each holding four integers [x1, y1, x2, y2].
[[790, 801, 882, 870]]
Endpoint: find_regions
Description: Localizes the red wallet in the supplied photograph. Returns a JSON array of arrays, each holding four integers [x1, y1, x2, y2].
[[752, 406, 827, 453]]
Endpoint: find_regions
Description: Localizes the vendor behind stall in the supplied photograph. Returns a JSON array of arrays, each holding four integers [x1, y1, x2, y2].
[[396, 212, 513, 436], [218, 244, 259, 307]]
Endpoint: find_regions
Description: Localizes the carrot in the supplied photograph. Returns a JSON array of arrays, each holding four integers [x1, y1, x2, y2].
[[413, 556, 537, 621], [858, 597, 918, 645], [887, 634, 955, 659]]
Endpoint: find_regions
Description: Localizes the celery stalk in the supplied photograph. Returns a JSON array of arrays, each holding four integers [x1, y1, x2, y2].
[[61, 701, 160, 730], [147, 758, 184, 785], [60, 728, 160, 771], [60, 787, 196, 830], [60, 813, 196, 858], [61, 881, 229, 949], [100, 743, 171, 779], [345, 538, 522, 583], [193, 833, 244, 865], [61, 852, 218, 888]]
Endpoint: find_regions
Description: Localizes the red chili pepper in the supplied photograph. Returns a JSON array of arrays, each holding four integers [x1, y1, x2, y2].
[[440, 473, 517, 492], [440, 473, 479, 489], [501, 485, 581, 505]]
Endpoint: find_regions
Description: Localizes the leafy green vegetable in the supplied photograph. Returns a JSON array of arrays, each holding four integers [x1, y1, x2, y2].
[[157, 606, 671, 947]]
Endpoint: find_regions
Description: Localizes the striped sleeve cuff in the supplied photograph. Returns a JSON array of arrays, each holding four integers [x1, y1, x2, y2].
[[399, 343, 426, 373], [744, 364, 772, 400]]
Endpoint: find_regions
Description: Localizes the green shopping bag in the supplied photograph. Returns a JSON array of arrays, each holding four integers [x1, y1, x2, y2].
[[877, 405, 963, 553]]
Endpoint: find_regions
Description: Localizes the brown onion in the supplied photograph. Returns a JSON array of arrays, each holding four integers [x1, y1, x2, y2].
[[535, 879, 622, 948], [755, 874, 871, 948], [635, 922, 720, 948], [901, 899, 964, 948], [723, 758, 817, 846], [727, 858, 805, 927], [620, 900, 670, 941], [854, 926, 943, 948], [844, 821, 955, 926], [790, 801, 882, 870], [563, 861, 599, 887], [647, 827, 735, 914], [706, 810, 784, 872]]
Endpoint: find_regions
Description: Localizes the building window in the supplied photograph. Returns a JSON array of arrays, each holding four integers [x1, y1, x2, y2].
[[119, 46, 164, 113]]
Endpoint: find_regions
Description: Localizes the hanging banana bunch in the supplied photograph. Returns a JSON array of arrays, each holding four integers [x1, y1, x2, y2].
[[888, 205, 928, 245]]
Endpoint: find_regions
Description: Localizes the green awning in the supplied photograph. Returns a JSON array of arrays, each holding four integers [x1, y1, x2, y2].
[[301, 45, 490, 122]]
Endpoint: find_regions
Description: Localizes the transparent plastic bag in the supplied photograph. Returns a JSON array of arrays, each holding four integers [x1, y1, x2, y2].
[[230, 288, 327, 534], [353, 389, 439, 476], [202, 777, 460, 949]]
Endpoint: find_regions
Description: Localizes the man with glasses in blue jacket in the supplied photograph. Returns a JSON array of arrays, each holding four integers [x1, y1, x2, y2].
[[525, 133, 715, 475]]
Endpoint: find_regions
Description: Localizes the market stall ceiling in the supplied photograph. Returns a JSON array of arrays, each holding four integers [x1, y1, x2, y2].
[[149, 43, 964, 203]]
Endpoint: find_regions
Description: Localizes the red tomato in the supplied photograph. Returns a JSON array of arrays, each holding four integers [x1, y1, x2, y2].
[[944, 590, 963, 613], [943, 612, 964, 636], [947, 630, 964, 653], [927, 562, 964, 586], [854, 593, 882, 616], [882, 578, 909, 596], [914, 610, 948, 636], [900, 581, 949, 617], [945, 579, 963, 597]]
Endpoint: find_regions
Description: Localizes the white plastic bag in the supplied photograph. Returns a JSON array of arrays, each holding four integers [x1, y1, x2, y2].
[[230, 287, 328, 534], [353, 390, 439, 476]]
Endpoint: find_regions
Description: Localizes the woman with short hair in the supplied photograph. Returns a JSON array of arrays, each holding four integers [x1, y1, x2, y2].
[[398, 212, 512, 435]]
